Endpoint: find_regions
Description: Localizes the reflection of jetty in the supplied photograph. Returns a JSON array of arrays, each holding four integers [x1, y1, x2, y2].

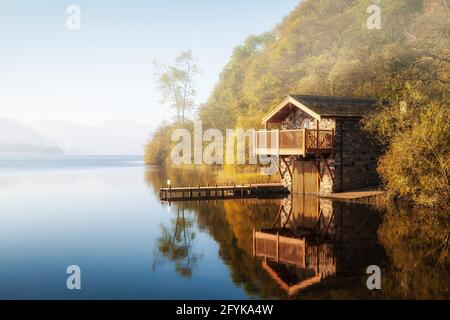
[[160, 183, 288, 202]]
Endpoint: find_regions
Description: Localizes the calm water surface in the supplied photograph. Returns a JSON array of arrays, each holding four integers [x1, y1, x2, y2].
[[0, 156, 448, 299]]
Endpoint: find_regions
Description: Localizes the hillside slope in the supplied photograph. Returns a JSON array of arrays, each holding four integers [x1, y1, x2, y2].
[[198, 0, 449, 130]]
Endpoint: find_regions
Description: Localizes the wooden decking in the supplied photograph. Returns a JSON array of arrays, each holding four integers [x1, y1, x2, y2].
[[319, 188, 384, 202], [160, 183, 287, 202], [254, 129, 333, 156], [160, 184, 384, 202]]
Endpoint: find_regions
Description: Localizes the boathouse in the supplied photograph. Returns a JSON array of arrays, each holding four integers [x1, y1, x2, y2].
[[254, 95, 382, 195]]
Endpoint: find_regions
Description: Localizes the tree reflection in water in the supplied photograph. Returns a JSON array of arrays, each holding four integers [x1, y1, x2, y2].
[[146, 167, 449, 299], [153, 207, 201, 278], [378, 205, 449, 299]]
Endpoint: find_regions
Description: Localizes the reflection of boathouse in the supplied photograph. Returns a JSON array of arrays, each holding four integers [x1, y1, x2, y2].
[[253, 194, 383, 296], [253, 231, 336, 296], [254, 95, 382, 194]]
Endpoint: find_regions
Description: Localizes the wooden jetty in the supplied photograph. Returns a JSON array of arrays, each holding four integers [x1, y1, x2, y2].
[[160, 183, 287, 202]]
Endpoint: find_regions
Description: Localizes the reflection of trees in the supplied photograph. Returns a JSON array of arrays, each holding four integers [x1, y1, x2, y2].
[[144, 166, 217, 197], [378, 206, 450, 299], [145, 166, 286, 297], [220, 198, 449, 299], [182, 199, 287, 298], [223, 199, 280, 254], [144, 166, 449, 299], [154, 208, 201, 278]]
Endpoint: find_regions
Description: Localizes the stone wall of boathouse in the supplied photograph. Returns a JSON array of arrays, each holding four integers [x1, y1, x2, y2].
[[332, 119, 381, 192], [279, 110, 381, 194]]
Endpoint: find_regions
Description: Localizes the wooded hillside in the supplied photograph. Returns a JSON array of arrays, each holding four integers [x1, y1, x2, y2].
[[198, 0, 448, 130], [146, 0, 449, 207]]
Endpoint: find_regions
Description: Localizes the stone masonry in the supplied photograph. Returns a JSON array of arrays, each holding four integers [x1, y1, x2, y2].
[[279, 110, 380, 194]]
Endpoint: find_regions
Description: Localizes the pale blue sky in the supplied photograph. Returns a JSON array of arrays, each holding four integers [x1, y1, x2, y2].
[[0, 0, 299, 126]]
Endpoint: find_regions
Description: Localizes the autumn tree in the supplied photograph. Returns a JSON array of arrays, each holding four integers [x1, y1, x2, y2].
[[154, 50, 201, 123], [146, 0, 450, 208]]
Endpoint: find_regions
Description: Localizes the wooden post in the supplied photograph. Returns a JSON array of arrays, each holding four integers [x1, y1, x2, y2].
[[317, 160, 320, 194], [316, 243, 320, 274], [331, 128, 335, 149], [276, 232, 280, 263], [303, 129, 307, 155], [302, 161, 305, 195], [252, 228, 256, 257], [303, 240, 307, 268], [276, 129, 280, 156], [316, 119, 320, 149]]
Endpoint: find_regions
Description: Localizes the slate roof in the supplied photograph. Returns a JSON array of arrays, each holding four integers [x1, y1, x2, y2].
[[289, 95, 381, 118], [262, 95, 383, 123]]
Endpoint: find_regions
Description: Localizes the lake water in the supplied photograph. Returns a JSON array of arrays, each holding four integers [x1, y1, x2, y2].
[[0, 156, 448, 299]]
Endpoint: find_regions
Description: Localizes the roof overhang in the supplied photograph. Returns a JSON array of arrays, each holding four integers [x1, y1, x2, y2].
[[261, 260, 322, 296], [261, 96, 321, 125]]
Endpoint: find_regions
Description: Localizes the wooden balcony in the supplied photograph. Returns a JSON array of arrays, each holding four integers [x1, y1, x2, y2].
[[254, 129, 334, 156]]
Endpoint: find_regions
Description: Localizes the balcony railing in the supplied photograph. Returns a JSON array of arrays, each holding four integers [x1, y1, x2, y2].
[[254, 129, 334, 156]]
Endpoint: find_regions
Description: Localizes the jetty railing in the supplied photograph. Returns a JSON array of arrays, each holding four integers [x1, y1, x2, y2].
[[159, 183, 287, 202]]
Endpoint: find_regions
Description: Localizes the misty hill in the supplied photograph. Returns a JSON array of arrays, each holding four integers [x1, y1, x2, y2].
[[28, 119, 154, 155], [0, 118, 154, 155], [0, 143, 63, 155], [0, 117, 55, 145], [0, 118, 62, 155]]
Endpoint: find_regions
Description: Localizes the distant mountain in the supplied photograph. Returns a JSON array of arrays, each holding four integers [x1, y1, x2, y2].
[[0, 117, 54, 145], [0, 143, 63, 155], [28, 119, 154, 155], [0, 118, 62, 155], [0, 117, 155, 155]]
